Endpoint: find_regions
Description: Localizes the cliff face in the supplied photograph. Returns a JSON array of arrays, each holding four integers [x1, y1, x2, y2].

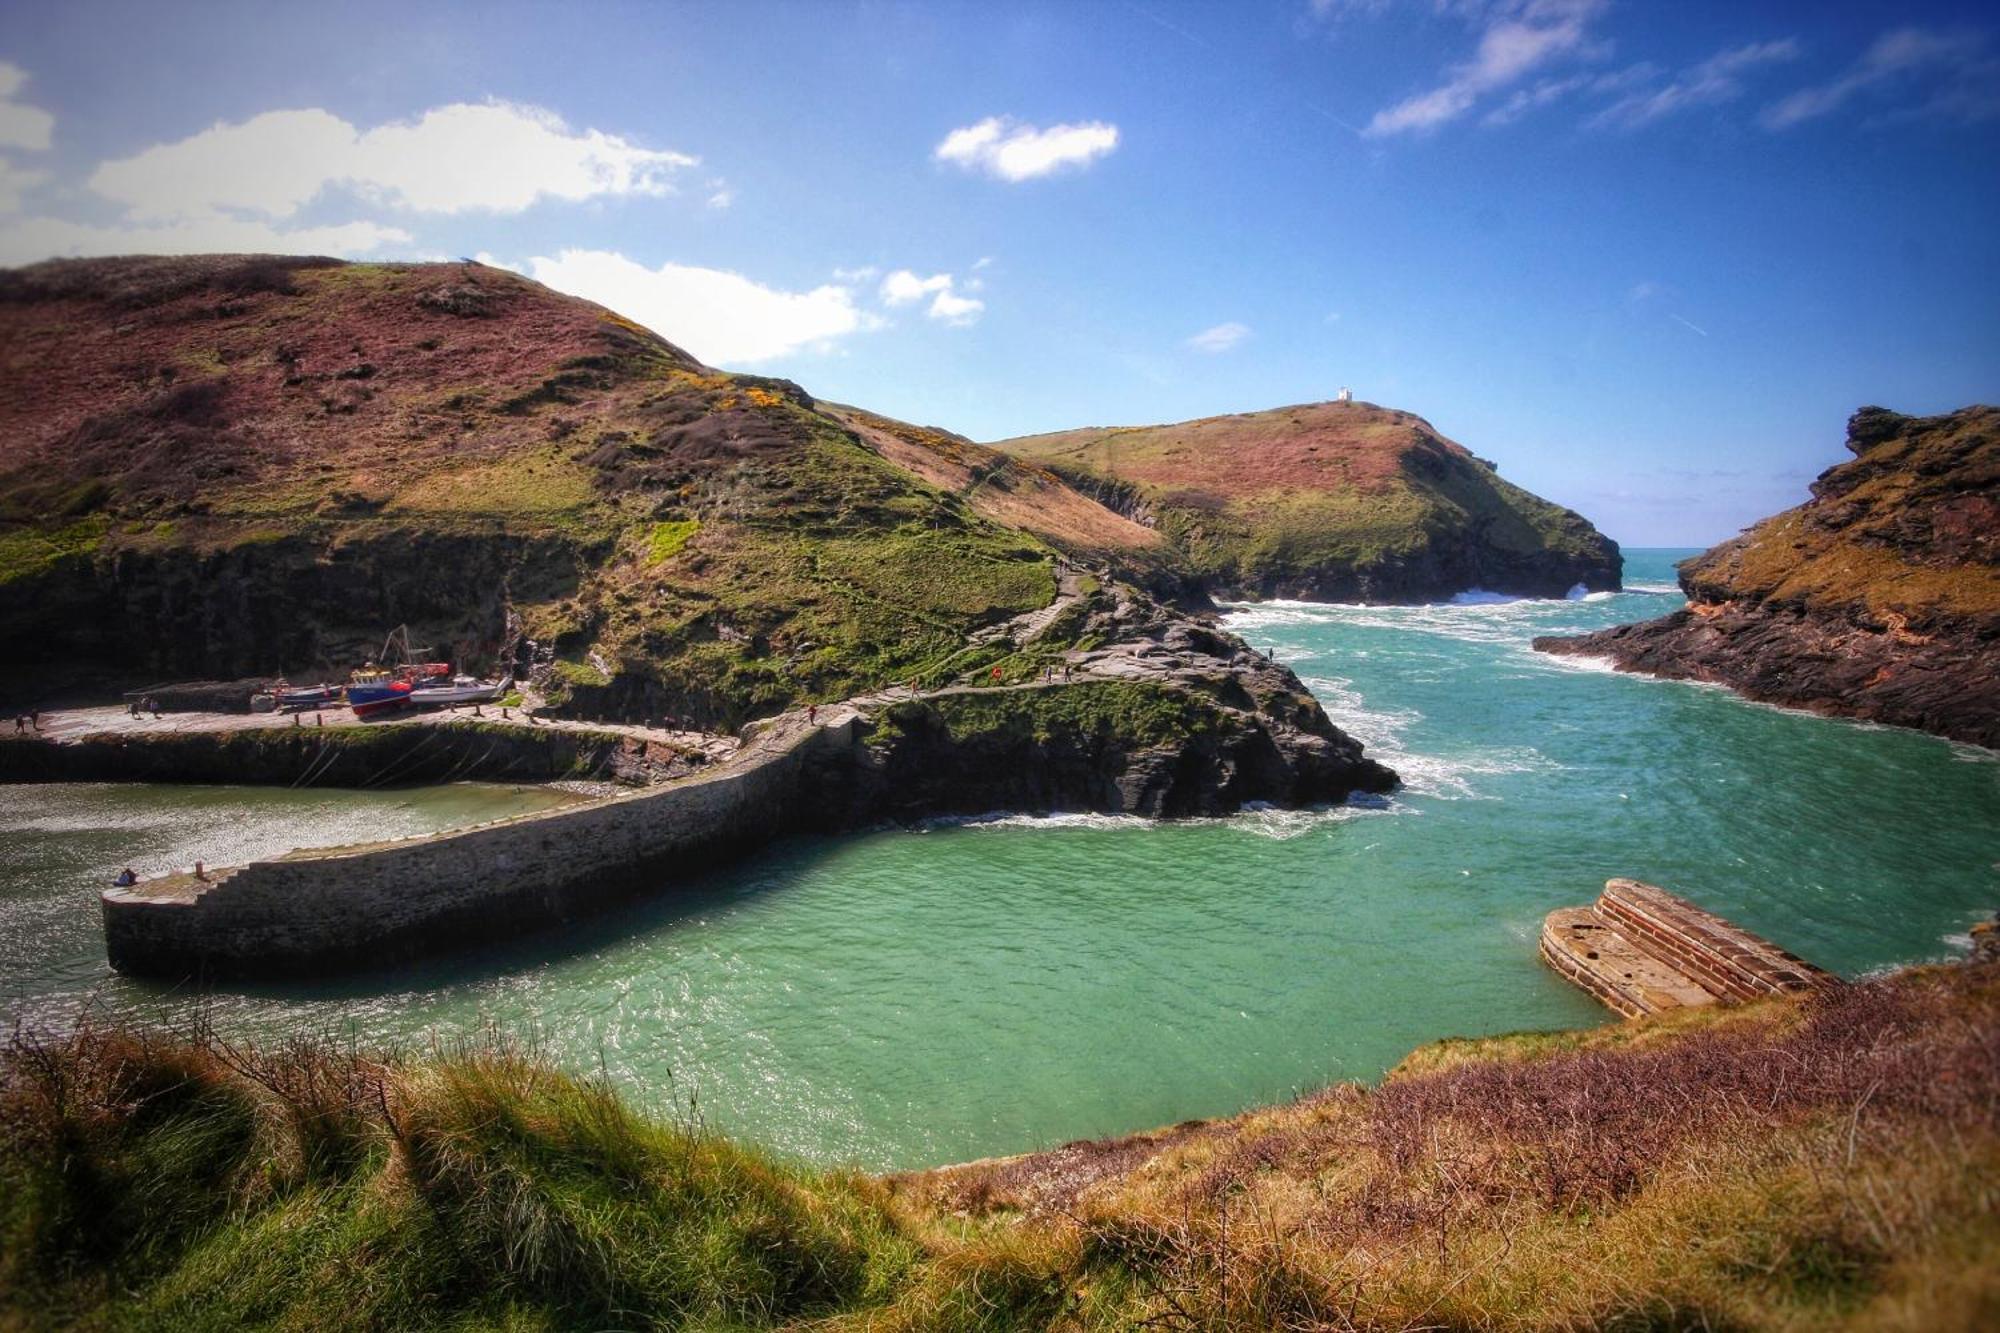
[[1537, 406, 2000, 749], [0, 254, 1393, 808], [992, 400, 1622, 602]]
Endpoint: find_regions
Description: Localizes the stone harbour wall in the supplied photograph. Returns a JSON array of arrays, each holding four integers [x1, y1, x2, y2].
[[102, 715, 857, 979]]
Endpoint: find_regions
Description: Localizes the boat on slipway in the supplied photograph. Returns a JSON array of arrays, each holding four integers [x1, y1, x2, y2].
[[408, 673, 513, 708], [345, 670, 414, 719]]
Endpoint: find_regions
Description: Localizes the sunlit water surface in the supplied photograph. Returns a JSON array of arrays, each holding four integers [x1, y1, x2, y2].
[[3, 551, 1994, 1170]]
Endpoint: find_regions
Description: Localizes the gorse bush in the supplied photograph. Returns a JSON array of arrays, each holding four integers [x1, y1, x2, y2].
[[5, 962, 1997, 1330]]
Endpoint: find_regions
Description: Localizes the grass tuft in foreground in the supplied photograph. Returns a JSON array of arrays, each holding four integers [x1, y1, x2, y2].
[[4, 962, 1997, 1329]]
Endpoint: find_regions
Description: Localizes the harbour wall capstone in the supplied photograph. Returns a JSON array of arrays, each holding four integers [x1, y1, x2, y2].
[[102, 714, 858, 979]]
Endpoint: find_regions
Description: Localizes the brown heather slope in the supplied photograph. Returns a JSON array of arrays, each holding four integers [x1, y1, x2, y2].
[[1537, 406, 2000, 749], [994, 399, 1622, 602], [825, 404, 1169, 572]]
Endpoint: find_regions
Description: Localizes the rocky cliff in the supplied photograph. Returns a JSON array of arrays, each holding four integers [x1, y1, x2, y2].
[[0, 254, 1392, 810], [1536, 406, 1999, 749], [992, 399, 1622, 602]]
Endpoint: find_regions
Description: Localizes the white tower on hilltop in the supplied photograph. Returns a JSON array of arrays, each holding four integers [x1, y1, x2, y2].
[[1336, 386, 1353, 403]]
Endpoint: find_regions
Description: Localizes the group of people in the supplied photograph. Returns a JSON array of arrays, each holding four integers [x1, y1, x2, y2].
[[128, 697, 162, 718], [11, 710, 39, 733]]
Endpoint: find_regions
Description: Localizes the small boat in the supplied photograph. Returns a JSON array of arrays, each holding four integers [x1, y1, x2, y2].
[[408, 673, 513, 708], [345, 670, 414, 719], [274, 682, 344, 711]]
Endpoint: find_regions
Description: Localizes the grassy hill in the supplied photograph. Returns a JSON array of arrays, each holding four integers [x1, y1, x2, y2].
[[995, 400, 1622, 602], [0, 256, 1164, 727], [5, 956, 1994, 1329]]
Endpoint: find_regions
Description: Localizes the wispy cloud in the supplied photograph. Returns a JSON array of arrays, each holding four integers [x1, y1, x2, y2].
[[1589, 39, 1799, 130], [0, 62, 55, 153], [1667, 313, 1709, 338], [934, 116, 1120, 181], [1760, 27, 2000, 130], [879, 269, 985, 326], [1365, 0, 1606, 137], [1185, 321, 1251, 353], [90, 101, 694, 221]]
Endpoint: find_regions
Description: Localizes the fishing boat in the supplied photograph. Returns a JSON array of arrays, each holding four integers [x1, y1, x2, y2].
[[345, 670, 413, 719], [408, 673, 513, 708]]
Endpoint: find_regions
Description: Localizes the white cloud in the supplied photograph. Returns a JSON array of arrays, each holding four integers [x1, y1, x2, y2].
[[880, 269, 953, 306], [0, 61, 55, 152], [526, 248, 875, 365], [0, 161, 48, 216], [1760, 27, 1998, 130], [89, 100, 695, 222], [878, 268, 985, 325], [1185, 321, 1250, 353], [1366, 0, 1605, 137], [1589, 39, 1799, 130], [0, 214, 411, 267], [705, 186, 734, 209], [927, 289, 985, 326], [934, 116, 1119, 181]]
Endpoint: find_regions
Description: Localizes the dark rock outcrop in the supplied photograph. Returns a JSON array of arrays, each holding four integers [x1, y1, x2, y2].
[[1536, 405, 1999, 749]]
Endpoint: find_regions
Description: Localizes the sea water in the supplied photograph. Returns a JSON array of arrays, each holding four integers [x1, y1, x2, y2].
[[2, 551, 1994, 1170]]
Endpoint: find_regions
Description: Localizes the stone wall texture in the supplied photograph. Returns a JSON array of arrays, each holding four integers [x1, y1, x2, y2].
[[103, 716, 854, 979]]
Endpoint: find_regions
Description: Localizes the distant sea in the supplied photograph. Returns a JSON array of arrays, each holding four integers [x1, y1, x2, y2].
[[3, 550, 1994, 1170]]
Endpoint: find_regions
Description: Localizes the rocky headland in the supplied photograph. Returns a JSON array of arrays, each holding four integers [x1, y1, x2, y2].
[[1536, 406, 1999, 749], [993, 399, 1622, 602]]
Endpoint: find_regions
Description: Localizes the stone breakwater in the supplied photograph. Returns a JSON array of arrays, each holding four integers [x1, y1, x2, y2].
[[101, 712, 860, 979], [96, 671, 1397, 979]]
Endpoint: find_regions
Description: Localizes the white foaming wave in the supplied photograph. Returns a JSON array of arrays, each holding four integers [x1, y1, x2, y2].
[[1625, 581, 1678, 594], [1300, 671, 1548, 799], [931, 810, 1155, 833], [1450, 588, 1521, 605], [918, 802, 1392, 841], [1530, 650, 1625, 676]]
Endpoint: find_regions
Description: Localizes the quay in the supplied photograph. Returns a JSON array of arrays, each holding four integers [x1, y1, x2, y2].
[[1542, 878, 1842, 1018], [99, 709, 862, 980]]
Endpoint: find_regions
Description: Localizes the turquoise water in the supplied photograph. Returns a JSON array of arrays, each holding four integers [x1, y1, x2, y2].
[[2, 550, 1995, 1170]]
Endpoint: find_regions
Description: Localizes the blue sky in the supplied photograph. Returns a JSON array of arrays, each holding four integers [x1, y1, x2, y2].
[[2, 1, 1995, 545]]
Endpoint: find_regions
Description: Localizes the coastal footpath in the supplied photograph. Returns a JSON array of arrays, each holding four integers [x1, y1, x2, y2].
[[1536, 405, 1999, 749]]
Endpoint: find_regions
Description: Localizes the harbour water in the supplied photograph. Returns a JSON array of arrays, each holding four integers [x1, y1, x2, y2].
[[2, 551, 1994, 1170]]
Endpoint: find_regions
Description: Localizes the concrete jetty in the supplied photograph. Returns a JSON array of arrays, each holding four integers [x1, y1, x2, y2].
[[101, 710, 859, 979], [1541, 878, 1842, 1018]]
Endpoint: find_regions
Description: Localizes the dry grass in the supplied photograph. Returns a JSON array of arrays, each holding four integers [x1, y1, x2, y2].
[[6, 963, 1996, 1329]]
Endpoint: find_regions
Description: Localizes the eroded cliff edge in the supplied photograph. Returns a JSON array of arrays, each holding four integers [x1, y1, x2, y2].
[[1536, 406, 1999, 749]]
